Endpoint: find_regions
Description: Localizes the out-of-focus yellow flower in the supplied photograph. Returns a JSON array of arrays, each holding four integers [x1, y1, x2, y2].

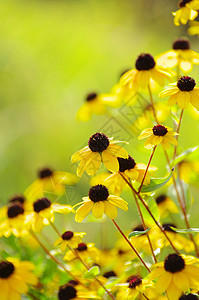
[[155, 194, 179, 218], [172, 0, 199, 26], [71, 132, 128, 177], [116, 275, 152, 300], [75, 184, 128, 222], [152, 224, 194, 253], [29, 197, 73, 232], [77, 92, 120, 122], [188, 20, 199, 35], [64, 242, 99, 263], [178, 159, 199, 184], [159, 76, 199, 110], [157, 38, 199, 73], [148, 253, 199, 300], [25, 168, 78, 201], [104, 155, 157, 195], [120, 53, 172, 93], [55, 231, 86, 251], [58, 282, 99, 300], [0, 258, 37, 300], [138, 125, 178, 150]]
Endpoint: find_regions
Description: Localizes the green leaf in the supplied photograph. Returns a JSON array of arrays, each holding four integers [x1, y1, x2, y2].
[[141, 169, 174, 193], [128, 228, 151, 239], [171, 227, 199, 234], [83, 266, 100, 279], [171, 146, 198, 167], [139, 197, 160, 225]]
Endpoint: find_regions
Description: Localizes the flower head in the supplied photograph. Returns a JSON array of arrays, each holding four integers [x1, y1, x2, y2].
[[155, 194, 179, 217], [64, 242, 99, 263], [55, 231, 86, 251], [173, 0, 199, 26], [75, 184, 128, 222], [0, 258, 37, 300], [159, 76, 199, 110], [25, 167, 78, 201], [157, 38, 199, 72], [58, 283, 98, 300], [120, 53, 172, 92], [138, 125, 178, 149], [71, 133, 128, 177], [149, 253, 199, 300]]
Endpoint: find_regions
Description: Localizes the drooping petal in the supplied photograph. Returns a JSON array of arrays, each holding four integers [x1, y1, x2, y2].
[[108, 195, 128, 211], [102, 150, 119, 172], [108, 144, 128, 159], [92, 202, 104, 219], [75, 201, 93, 223], [104, 201, 118, 219], [138, 128, 153, 140]]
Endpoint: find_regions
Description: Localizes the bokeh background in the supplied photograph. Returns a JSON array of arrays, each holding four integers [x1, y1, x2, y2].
[[0, 0, 199, 245]]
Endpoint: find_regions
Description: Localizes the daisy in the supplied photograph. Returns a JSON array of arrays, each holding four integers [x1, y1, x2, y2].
[[116, 275, 151, 300], [71, 132, 128, 177], [173, 0, 199, 26], [155, 194, 179, 218], [75, 184, 128, 223], [25, 167, 78, 201], [29, 197, 73, 232], [104, 155, 157, 195], [77, 92, 120, 122], [157, 38, 199, 73], [55, 231, 86, 251], [58, 283, 98, 300], [148, 253, 199, 300], [119, 53, 172, 92], [0, 258, 37, 300], [64, 242, 99, 263], [138, 125, 178, 150], [160, 76, 199, 110]]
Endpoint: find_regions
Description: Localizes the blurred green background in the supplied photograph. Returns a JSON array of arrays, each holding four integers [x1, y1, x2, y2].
[[0, 0, 199, 242]]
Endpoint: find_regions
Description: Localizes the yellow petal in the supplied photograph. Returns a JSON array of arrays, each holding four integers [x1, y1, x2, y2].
[[75, 201, 93, 223], [102, 150, 119, 172], [138, 128, 153, 140], [166, 281, 182, 300], [108, 195, 128, 211], [104, 201, 118, 219], [173, 272, 189, 292], [92, 201, 104, 218], [156, 272, 172, 293], [108, 144, 128, 159]]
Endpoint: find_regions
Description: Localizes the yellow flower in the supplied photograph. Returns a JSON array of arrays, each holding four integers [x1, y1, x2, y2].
[[29, 197, 73, 232], [153, 223, 194, 253], [159, 76, 199, 110], [138, 125, 178, 150], [173, 0, 199, 26], [58, 282, 99, 300], [120, 53, 172, 93], [55, 231, 86, 251], [116, 275, 151, 300], [64, 242, 99, 263], [25, 167, 78, 201], [178, 159, 199, 184], [75, 184, 128, 223], [188, 20, 199, 36], [155, 194, 179, 218], [0, 258, 37, 300], [105, 155, 157, 195], [148, 253, 199, 300], [77, 92, 120, 122], [157, 38, 199, 72], [71, 132, 128, 177], [0, 203, 29, 237]]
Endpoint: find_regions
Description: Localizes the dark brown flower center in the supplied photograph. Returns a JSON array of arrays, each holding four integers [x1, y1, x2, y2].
[[77, 243, 87, 251], [89, 185, 109, 202], [155, 194, 167, 204], [179, 294, 198, 300], [128, 275, 142, 288], [38, 168, 53, 179], [118, 156, 136, 172], [9, 195, 25, 205], [58, 284, 77, 300], [33, 198, 51, 213], [7, 203, 24, 218], [177, 76, 196, 91], [178, 0, 192, 8], [103, 271, 117, 278], [164, 254, 185, 273], [62, 231, 74, 240], [88, 132, 109, 152], [0, 261, 15, 278], [162, 223, 177, 233], [153, 125, 168, 136], [172, 38, 190, 50], [135, 53, 155, 71], [86, 92, 98, 102]]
